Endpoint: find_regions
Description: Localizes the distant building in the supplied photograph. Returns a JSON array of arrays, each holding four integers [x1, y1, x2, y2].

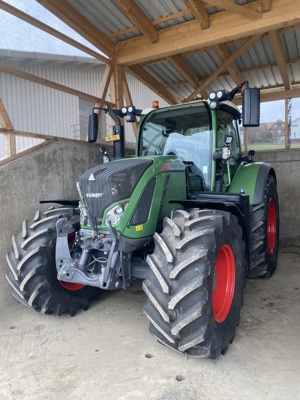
[[269, 119, 285, 143], [0, 49, 168, 159], [290, 117, 300, 143]]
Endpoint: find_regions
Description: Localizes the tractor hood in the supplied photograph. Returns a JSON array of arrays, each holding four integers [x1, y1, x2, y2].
[[78, 158, 153, 226]]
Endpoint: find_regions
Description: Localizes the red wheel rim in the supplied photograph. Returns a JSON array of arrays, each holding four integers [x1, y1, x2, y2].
[[267, 198, 277, 256], [57, 232, 85, 292], [212, 244, 236, 323], [59, 280, 85, 291]]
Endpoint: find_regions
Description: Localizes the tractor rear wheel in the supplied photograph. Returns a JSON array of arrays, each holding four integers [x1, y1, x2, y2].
[[6, 207, 100, 316], [143, 209, 246, 359], [249, 175, 279, 277]]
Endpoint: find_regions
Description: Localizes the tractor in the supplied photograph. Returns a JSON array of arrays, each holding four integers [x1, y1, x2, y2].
[[6, 81, 279, 358]]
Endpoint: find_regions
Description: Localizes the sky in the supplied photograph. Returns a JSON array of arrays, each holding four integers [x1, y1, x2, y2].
[[0, 0, 299, 122], [0, 0, 99, 57]]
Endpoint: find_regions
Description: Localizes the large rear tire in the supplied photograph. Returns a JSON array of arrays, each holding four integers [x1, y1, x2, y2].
[[143, 209, 246, 359], [6, 207, 100, 316], [249, 175, 279, 277]]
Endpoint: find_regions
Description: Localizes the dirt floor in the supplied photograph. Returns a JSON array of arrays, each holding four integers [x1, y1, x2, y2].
[[1, 247, 300, 400]]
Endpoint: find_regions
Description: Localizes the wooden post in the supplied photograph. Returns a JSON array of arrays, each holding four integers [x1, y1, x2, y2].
[[0, 98, 16, 157], [123, 70, 138, 135]]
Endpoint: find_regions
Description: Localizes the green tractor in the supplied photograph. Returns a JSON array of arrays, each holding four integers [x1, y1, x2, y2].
[[6, 82, 279, 358]]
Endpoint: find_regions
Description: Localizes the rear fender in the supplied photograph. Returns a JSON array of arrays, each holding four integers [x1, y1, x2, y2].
[[229, 162, 276, 205]]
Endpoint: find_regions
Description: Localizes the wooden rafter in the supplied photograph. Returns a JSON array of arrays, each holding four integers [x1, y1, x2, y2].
[[0, 127, 55, 141], [147, 53, 300, 91], [0, 98, 13, 129], [116, 0, 299, 65], [112, 0, 158, 43], [258, 0, 272, 12], [0, 64, 115, 106], [0, 0, 109, 64], [97, 64, 114, 110], [0, 0, 298, 134], [185, 34, 262, 101], [167, 55, 200, 88], [166, 55, 209, 98], [37, 0, 115, 59], [184, 0, 209, 29], [148, 9, 194, 27], [128, 65, 181, 105], [0, 98, 16, 157], [215, 44, 244, 85], [123, 71, 138, 134], [108, 10, 194, 39], [269, 30, 292, 90], [110, 65, 124, 109], [204, 0, 263, 20]]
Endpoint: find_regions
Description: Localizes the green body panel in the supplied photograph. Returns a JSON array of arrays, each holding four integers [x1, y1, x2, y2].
[[82, 100, 265, 240], [103, 155, 187, 239], [210, 110, 218, 191], [229, 162, 264, 205]]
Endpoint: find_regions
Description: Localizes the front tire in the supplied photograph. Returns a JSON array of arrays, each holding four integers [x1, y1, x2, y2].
[[143, 209, 246, 358], [6, 207, 100, 316]]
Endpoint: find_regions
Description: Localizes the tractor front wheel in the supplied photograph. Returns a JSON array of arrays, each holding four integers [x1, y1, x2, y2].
[[143, 209, 246, 358], [6, 207, 100, 316]]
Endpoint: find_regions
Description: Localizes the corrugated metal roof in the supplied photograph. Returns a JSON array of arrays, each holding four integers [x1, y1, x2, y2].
[[68, 0, 134, 36], [3, 0, 300, 102], [0, 49, 104, 68]]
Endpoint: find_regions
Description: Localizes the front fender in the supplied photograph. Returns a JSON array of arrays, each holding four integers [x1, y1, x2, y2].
[[229, 162, 276, 205]]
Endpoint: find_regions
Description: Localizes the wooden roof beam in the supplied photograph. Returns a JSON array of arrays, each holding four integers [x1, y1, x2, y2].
[[97, 64, 114, 113], [0, 98, 16, 157], [0, 63, 115, 106], [258, 0, 272, 12], [123, 71, 138, 135], [112, 0, 158, 43], [215, 44, 245, 85], [167, 55, 200, 88], [0, 98, 14, 129], [37, 0, 115, 59], [269, 30, 292, 90], [185, 34, 262, 101], [184, 0, 209, 29], [116, 0, 299, 65], [204, 0, 263, 20], [128, 65, 181, 105], [167, 55, 208, 98], [108, 10, 195, 39]]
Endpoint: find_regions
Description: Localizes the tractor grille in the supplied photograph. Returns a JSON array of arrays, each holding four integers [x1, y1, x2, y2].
[[79, 158, 152, 224]]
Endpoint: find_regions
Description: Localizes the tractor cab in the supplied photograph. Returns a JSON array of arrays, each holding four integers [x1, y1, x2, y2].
[[137, 99, 243, 194], [138, 102, 212, 194]]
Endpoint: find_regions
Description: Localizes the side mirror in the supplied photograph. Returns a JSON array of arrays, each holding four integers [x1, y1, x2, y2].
[[242, 88, 260, 127], [88, 113, 98, 143]]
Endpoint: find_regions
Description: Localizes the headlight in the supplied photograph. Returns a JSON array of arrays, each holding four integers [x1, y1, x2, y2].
[[105, 202, 128, 226]]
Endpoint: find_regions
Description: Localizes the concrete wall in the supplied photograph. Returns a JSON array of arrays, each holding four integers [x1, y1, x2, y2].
[[0, 139, 105, 310], [1, 142, 299, 310], [254, 149, 300, 246]]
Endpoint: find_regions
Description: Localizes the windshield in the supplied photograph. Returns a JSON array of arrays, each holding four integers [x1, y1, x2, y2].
[[139, 103, 212, 186]]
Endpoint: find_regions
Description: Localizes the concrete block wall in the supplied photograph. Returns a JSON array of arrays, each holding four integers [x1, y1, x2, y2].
[[1, 142, 299, 310], [0, 139, 104, 311], [254, 149, 300, 246]]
